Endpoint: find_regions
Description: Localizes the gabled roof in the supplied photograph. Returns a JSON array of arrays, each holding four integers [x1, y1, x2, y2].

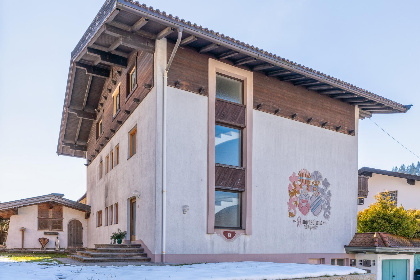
[[0, 193, 91, 219], [359, 167, 420, 182], [345, 232, 420, 254], [58, 0, 411, 158]]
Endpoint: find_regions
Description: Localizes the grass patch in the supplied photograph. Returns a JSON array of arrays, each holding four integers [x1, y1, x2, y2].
[[0, 252, 68, 264]]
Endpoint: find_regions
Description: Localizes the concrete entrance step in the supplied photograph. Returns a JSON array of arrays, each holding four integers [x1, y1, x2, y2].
[[70, 243, 150, 263], [68, 254, 151, 263]]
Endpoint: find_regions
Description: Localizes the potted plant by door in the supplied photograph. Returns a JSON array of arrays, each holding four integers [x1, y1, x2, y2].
[[111, 229, 127, 244]]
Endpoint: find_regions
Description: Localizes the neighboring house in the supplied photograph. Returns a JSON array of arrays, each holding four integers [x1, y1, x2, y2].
[[56, 0, 410, 264], [0, 194, 90, 250], [358, 167, 420, 211], [346, 232, 419, 280]]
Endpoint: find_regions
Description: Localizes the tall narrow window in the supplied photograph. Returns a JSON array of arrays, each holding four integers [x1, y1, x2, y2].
[[106, 155, 109, 174], [97, 210, 102, 227], [96, 118, 103, 139], [129, 67, 137, 94], [99, 160, 103, 179], [115, 203, 119, 224], [110, 205, 114, 225], [129, 128, 137, 158], [105, 207, 109, 226], [113, 86, 120, 117], [208, 59, 253, 234], [111, 150, 114, 170], [115, 145, 120, 166]]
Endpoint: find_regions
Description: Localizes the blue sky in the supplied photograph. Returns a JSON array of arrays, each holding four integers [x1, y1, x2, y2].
[[0, 0, 419, 202]]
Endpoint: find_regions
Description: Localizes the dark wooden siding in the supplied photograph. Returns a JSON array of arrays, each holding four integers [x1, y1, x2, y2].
[[168, 44, 355, 134], [215, 99, 246, 128], [215, 165, 245, 191], [38, 203, 63, 231], [86, 51, 154, 164], [358, 175, 369, 198]]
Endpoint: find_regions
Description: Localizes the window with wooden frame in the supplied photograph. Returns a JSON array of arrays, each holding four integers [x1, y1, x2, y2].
[[208, 59, 253, 234], [97, 210, 102, 227], [38, 203, 63, 231], [106, 155, 109, 174], [96, 118, 103, 139], [99, 160, 103, 179], [115, 145, 120, 166], [128, 65, 137, 96], [110, 205, 114, 225], [114, 203, 118, 224], [129, 127, 137, 158], [113, 85, 120, 117], [111, 150, 114, 170], [105, 207, 108, 226]]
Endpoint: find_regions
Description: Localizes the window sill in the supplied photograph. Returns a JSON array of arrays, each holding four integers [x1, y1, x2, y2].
[[126, 84, 138, 103], [214, 228, 246, 235]]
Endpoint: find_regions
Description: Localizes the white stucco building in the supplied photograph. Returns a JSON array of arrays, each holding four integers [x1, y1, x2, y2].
[[357, 167, 420, 212], [54, 0, 411, 265], [0, 194, 89, 250]]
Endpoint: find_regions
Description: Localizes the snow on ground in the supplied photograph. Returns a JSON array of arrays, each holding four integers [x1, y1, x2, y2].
[[0, 259, 366, 280]]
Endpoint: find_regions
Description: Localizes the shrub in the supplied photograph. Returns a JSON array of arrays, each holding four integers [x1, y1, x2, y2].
[[357, 192, 418, 238]]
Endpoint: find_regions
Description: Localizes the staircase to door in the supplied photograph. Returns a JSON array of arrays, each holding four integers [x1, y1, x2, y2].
[[69, 244, 150, 263]]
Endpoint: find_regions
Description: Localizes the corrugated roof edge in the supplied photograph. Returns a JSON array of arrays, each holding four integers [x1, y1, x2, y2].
[[68, 0, 410, 113], [359, 167, 420, 181]]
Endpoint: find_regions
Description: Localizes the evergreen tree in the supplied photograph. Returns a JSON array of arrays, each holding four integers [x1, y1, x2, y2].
[[399, 164, 406, 173]]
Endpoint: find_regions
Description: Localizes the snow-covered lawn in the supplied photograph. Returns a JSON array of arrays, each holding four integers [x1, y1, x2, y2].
[[0, 257, 366, 280]]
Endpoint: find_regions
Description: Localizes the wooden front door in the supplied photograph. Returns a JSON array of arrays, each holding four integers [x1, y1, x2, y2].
[[130, 198, 136, 241], [382, 259, 407, 280], [68, 220, 83, 248]]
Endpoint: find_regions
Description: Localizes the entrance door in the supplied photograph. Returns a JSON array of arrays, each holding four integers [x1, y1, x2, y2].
[[68, 220, 83, 248], [382, 259, 407, 280], [130, 198, 136, 241]]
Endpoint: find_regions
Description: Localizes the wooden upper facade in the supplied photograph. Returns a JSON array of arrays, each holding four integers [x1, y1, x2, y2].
[[57, 0, 410, 160]]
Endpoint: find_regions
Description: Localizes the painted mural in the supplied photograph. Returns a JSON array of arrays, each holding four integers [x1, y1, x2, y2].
[[287, 169, 331, 230]]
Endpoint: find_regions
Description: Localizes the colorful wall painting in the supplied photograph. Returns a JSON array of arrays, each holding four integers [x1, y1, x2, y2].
[[287, 169, 331, 230]]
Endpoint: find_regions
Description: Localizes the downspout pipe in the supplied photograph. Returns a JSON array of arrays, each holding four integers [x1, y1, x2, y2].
[[162, 27, 183, 263]]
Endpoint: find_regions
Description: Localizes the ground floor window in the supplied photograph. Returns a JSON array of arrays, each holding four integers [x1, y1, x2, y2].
[[331, 259, 345, 266], [215, 190, 241, 229]]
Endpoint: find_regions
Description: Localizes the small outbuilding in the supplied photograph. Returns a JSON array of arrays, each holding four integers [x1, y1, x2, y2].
[[345, 232, 420, 280], [0, 193, 90, 250]]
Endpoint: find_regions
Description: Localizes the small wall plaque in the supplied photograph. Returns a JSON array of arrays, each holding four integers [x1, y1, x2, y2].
[[44, 232, 59, 235], [223, 231, 236, 240]]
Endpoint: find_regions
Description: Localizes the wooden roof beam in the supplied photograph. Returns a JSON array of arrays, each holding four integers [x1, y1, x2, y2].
[[267, 70, 292, 77], [235, 57, 256, 65], [253, 64, 275, 71], [199, 43, 219, 54], [292, 80, 319, 86], [156, 26, 174, 40], [331, 94, 358, 99], [103, 24, 155, 53], [279, 75, 305, 82], [108, 37, 122, 51], [319, 89, 346, 95], [75, 62, 110, 78], [131, 17, 148, 31], [90, 43, 128, 58], [87, 47, 128, 67], [306, 85, 334, 91], [358, 105, 386, 109], [218, 50, 239, 60], [68, 108, 96, 120], [180, 35, 197, 46], [62, 143, 87, 152]]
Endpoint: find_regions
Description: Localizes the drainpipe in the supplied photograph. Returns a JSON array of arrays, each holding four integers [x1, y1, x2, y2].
[[162, 27, 183, 263]]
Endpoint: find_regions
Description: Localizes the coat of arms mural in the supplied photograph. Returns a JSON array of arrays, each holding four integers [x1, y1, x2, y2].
[[287, 169, 332, 230]]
